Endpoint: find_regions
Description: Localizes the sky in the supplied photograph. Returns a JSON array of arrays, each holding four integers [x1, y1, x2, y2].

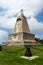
[[0, 0, 43, 44]]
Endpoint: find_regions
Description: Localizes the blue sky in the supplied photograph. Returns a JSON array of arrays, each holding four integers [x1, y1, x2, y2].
[[0, 0, 43, 44], [35, 10, 43, 22]]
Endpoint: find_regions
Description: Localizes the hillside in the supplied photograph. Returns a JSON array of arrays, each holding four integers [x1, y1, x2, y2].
[[0, 46, 43, 65]]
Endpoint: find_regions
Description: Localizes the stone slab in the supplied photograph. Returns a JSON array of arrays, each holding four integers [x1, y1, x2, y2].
[[20, 56, 39, 60]]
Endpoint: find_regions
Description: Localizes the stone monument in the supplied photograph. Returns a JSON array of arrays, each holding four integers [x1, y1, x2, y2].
[[3, 11, 41, 57]]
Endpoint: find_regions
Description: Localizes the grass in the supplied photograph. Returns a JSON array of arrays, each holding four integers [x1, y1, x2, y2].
[[0, 45, 43, 65]]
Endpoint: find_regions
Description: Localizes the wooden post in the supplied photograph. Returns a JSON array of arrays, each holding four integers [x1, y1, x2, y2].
[[0, 45, 2, 51]]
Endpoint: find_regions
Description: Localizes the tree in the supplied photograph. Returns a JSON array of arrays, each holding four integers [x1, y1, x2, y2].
[[35, 38, 43, 44]]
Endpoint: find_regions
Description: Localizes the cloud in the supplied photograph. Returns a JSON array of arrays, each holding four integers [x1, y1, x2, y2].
[[28, 17, 43, 38], [0, 16, 43, 44], [0, 0, 43, 17], [0, 0, 43, 44], [0, 30, 8, 44], [0, 16, 16, 29], [29, 17, 43, 32]]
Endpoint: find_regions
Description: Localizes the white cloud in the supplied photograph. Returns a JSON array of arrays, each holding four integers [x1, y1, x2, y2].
[[0, 0, 43, 43], [0, 16, 16, 29], [0, 0, 43, 17], [28, 17, 43, 38], [28, 17, 43, 32], [0, 30, 8, 44]]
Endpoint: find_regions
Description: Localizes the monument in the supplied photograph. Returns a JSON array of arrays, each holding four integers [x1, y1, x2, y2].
[[2, 11, 41, 57], [3, 12, 36, 45]]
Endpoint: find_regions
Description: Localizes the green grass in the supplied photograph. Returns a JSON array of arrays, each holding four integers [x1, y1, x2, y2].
[[0, 45, 43, 65]]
